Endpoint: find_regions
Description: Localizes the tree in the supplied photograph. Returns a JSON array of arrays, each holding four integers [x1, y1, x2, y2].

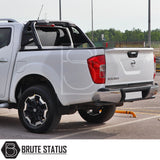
[[86, 28, 160, 43]]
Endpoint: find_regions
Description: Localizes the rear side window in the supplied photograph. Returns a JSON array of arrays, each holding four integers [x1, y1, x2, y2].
[[0, 28, 11, 49]]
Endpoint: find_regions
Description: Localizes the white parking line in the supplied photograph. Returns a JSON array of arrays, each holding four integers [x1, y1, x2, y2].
[[55, 115, 160, 139]]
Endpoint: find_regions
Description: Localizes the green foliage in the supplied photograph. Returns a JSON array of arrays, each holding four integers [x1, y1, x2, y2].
[[86, 28, 160, 43]]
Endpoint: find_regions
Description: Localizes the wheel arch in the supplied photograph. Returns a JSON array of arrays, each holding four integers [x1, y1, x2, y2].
[[14, 74, 59, 103]]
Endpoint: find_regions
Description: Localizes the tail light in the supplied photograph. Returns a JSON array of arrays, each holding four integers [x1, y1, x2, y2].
[[87, 55, 106, 84], [153, 54, 156, 79]]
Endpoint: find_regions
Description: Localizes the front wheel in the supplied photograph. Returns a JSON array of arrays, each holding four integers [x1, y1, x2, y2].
[[78, 106, 116, 124], [18, 85, 61, 133]]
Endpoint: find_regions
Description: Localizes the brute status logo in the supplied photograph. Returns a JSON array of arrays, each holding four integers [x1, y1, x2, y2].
[[1, 141, 20, 159], [1, 141, 67, 158]]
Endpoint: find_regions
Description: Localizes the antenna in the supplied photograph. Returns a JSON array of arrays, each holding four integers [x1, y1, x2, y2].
[[37, 4, 44, 20]]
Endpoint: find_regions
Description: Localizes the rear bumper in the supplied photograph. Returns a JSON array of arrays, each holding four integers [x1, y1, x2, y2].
[[92, 83, 159, 104]]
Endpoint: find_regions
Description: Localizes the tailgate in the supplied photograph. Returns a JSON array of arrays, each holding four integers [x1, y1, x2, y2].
[[105, 48, 154, 86]]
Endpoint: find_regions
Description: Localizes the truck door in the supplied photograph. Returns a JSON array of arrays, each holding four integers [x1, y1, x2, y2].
[[0, 27, 13, 98]]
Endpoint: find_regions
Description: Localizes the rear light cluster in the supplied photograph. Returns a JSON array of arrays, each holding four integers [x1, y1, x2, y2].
[[87, 55, 106, 84], [153, 54, 156, 79]]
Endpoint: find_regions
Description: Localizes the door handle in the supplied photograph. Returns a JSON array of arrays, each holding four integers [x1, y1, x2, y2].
[[0, 58, 8, 62]]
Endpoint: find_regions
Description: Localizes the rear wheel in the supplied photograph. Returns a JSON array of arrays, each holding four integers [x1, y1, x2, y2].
[[78, 106, 116, 123], [18, 85, 61, 133]]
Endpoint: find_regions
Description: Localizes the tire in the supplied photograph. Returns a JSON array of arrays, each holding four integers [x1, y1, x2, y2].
[[18, 85, 61, 133], [78, 106, 116, 124]]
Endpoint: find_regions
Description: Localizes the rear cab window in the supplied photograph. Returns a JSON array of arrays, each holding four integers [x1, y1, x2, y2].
[[21, 21, 94, 50], [22, 24, 72, 50], [36, 26, 72, 48]]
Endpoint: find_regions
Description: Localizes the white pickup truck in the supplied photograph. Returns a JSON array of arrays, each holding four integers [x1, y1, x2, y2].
[[0, 19, 158, 133]]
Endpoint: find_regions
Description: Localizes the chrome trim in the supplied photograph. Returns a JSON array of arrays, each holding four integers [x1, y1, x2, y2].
[[146, 84, 159, 98], [92, 90, 121, 103], [93, 83, 159, 104]]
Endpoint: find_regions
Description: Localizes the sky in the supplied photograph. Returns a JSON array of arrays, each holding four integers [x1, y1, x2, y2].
[[0, 0, 160, 32]]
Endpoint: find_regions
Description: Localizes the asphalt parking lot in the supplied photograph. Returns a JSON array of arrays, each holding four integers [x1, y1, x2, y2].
[[0, 73, 160, 139]]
